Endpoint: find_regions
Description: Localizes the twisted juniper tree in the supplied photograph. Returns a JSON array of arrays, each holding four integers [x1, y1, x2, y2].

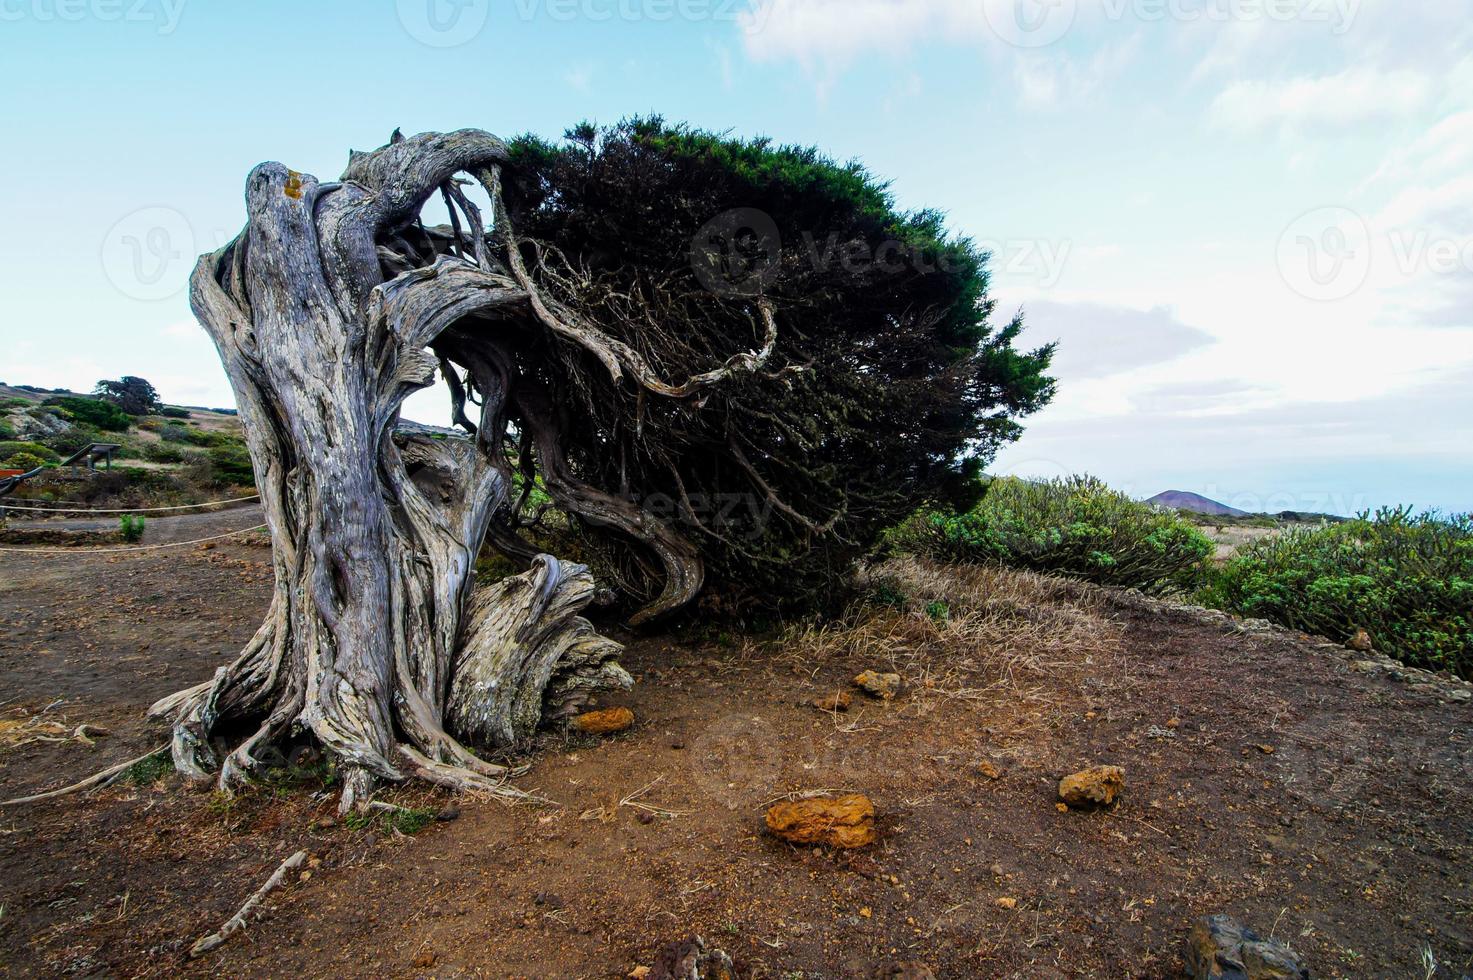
[[149, 122, 1053, 811]]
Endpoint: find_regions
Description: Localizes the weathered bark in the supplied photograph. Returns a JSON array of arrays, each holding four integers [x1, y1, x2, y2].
[[148, 129, 778, 810], [146, 132, 598, 809], [150, 129, 777, 810]]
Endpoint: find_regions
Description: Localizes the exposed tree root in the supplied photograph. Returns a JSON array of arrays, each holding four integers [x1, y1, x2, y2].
[[0, 743, 168, 808], [188, 849, 308, 958]]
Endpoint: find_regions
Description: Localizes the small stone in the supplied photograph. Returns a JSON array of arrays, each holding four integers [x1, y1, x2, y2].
[[313, 817, 336, 830], [1185, 914, 1308, 979], [1447, 689, 1471, 703], [435, 805, 461, 822], [813, 690, 853, 712], [1349, 659, 1382, 674], [1166, 717, 1181, 728], [534, 892, 566, 910], [1256, 744, 1275, 755], [571, 706, 635, 735], [1058, 765, 1125, 808], [765, 794, 877, 849], [1347, 628, 1374, 652], [628, 968, 652, 979], [413, 951, 436, 969], [977, 759, 1002, 780], [989, 863, 1005, 877], [854, 670, 902, 699], [994, 897, 1017, 910], [649, 936, 735, 980]]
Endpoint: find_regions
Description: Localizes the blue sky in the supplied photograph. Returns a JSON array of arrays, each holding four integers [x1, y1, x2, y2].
[[2, 0, 1469, 513]]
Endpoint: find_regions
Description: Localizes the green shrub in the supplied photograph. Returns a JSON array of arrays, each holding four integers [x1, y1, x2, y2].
[[2, 452, 49, 472], [43, 424, 105, 456], [899, 475, 1215, 594], [160, 423, 233, 447], [119, 514, 146, 542], [42, 395, 131, 431], [158, 406, 190, 419], [0, 441, 58, 462], [0, 397, 34, 410], [142, 441, 186, 464], [202, 443, 254, 485], [1207, 508, 1472, 677]]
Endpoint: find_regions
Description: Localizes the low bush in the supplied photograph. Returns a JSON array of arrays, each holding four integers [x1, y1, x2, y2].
[[205, 444, 255, 485], [44, 424, 106, 456], [1206, 507, 1472, 677], [0, 418, 13, 440], [896, 475, 1215, 595], [0, 441, 58, 462], [119, 513, 146, 542], [142, 441, 187, 464], [2, 451, 49, 472], [43, 395, 132, 431], [158, 406, 190, 419]]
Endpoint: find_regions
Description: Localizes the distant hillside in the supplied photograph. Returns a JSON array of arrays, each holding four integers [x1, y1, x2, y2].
[[1146, 490, 1248, 517]]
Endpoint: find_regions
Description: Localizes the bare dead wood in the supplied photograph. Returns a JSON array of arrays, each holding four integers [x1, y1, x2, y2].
[[188, 849, 308, 957], [143, 128, 771, 812], [0, 744, 169, 808]]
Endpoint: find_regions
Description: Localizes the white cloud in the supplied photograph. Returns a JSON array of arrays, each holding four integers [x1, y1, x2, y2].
[[1208, 67, 1433, 134]]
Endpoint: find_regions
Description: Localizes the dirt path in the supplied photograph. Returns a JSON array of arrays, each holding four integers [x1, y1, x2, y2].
[[0, 524, 1469, 978]]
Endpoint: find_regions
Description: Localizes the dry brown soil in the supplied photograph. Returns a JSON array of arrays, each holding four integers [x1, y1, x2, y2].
[[1, 512, 1469, 978]]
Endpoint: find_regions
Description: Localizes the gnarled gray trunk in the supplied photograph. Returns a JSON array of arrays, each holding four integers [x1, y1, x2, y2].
[[148, 131, 635, 810]]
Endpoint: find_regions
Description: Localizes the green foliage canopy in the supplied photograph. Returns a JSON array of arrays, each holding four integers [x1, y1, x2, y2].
[[497, 118, 1055, 612]]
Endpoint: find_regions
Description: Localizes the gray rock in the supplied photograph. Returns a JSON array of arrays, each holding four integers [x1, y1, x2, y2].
[[1185, 914, 1308, 980], [649, 935, 735, 980]]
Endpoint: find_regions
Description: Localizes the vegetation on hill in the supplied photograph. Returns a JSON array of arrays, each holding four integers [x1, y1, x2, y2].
[[892, 475, 1215, 595], [1206, 507, 1472, 678], [42, 395, 132, 432]]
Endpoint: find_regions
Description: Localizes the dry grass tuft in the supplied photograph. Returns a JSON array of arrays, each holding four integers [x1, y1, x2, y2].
[[773, 557, 1126, 719]]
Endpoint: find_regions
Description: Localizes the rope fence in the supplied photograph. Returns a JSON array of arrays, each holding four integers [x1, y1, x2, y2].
[[0, 493, 261, 515], [0, 524, 269, 556]]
